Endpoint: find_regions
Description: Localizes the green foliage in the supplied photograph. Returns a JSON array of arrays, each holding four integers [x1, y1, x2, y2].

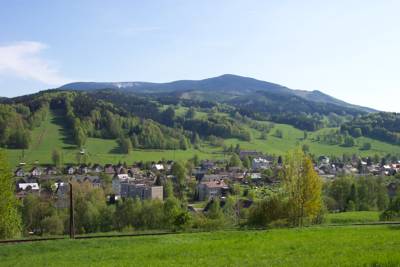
[[179, 136, 189, 150], [325, 176, 389, 212], [171, 161, 187, 198], [274, 129, 283, 138], [0, 150, 21, 239], [41, 215, 65, 235], [242, 156, 251, 169], [138, 121, 166, 149], [282, 148, 323, 226], [0, 104, 32, 149], [229, 153, 242, 167], [361, 142, 372, 150], [21, 194, 55, 235], [118, 136, 133, 154], [343, 135, 355, 147], [52, 149, 62, 167], [248, 194, 288, 227], [342, 112, 400, 145]]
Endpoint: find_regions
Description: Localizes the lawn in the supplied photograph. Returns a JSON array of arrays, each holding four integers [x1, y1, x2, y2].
[[325, 211, 381, 224], [1, 226, 400, 266]]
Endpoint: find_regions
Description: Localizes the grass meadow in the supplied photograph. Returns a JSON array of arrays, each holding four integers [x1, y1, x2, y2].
[[5, 110, 400, 168], [1, 225, 400, 266], [325, 211, 381, 224]]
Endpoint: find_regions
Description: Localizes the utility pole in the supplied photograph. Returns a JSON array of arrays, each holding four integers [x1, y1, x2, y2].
[[69, 182, 75, 239]]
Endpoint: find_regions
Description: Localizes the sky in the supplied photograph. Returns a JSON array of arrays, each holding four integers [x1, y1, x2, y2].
[[0, 0, 399, 112]]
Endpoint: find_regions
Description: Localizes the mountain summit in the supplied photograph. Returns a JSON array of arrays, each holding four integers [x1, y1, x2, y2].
[[60, 74, 376, 113]]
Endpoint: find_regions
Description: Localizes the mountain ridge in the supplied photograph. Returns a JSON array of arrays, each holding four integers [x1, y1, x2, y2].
[[59, 74, 376, 113]]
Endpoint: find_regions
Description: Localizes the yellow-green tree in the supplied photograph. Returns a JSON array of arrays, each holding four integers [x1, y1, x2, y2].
[[282, 148, 322, 226], [0, 150, 21, 239]]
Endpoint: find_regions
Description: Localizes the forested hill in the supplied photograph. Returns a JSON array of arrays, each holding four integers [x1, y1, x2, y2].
[[0, 86, 399, 157], [60, 74, 376, 113]]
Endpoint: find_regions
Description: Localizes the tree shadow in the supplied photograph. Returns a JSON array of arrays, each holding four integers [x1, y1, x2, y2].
[[109, 145, 124, 154], [51, 109, 76, 149]]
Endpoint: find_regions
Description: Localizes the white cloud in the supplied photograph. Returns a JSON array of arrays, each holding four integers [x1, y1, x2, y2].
[[0, 41, 71, 86]]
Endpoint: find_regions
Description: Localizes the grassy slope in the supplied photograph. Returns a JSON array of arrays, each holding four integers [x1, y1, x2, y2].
[[5, 111, 220, 167], [225, 123, 400, 157], [5, 110, 399, 167], [1, 226, 400, 266]]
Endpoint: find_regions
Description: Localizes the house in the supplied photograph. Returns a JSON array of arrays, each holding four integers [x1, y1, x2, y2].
[[121, 183, 163, 200], [228, 166, 242, 172], [44, 166, 58, 176], [16, 182, 40, 199], [112, 174, 132, 195], [17, 182, 40, 191], [104, 164, 115, 174], [83, 176, 102, 188], [152, 164, 164, 172], [78, 165, 89, 175], [14, 168, 25, 177], [319, 156, 330, 165], [200, 160, 215, 171], [55, 182, 69, 208], [114, 164, 125, 174], [128, 167, 141, 177], [30, 167, 42, 177], [252, 158, 270, 170], [197, 180, 229, 201], [72, 175, 102, 188], [92, 164, 103, 173], [249, 173, 262, 180], [65, 166, 75, 175], [197, 174, 227, 182]]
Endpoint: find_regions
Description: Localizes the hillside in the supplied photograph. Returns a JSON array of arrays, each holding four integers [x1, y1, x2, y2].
[[1, 226, 399, 266], [1, 86, 399, 168], [4, 107, 399, 167]]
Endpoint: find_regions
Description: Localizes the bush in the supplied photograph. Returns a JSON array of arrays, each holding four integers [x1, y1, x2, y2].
[[247, 194, 288, 227], [42, 215, 64, 235], [361, 142, 372, 150]]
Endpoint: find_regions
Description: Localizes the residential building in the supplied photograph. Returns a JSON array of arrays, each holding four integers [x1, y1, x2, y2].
[[197, 180, 228, 201]]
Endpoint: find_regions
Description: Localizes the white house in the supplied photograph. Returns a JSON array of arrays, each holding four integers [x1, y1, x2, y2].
[[30, 167, 42, 177], [252, 158, 270, 170], [18, 183, 40, 191], [152, 164, 164, 172]]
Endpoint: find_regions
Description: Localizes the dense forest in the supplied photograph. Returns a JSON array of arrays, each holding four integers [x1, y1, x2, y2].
[[341, 113, 400, 145]]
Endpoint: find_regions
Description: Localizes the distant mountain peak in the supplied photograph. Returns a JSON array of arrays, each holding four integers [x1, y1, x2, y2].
[[59, 74, 376, 113]]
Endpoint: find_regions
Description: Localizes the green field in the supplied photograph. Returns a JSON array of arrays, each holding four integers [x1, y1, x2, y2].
[[225, 123, 400, 158], [5, 110, 400, 168], [1, 226, 400, 266], [325, 211, 381, 224]]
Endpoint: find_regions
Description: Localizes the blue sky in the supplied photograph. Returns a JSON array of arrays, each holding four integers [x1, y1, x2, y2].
[[0, 0, 399, 111]]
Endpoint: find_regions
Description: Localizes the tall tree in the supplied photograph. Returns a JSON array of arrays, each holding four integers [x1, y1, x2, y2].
[[0, 151, 21, 239], [171, 161, 187, 198], [229, 153, 242, 167], [118, 136, 133, 154], [282, 148, 322, 226], [52, 149, 62, 167]]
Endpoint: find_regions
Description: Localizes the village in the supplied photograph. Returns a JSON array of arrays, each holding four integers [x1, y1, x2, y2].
[[13, 150, 400, 210]]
